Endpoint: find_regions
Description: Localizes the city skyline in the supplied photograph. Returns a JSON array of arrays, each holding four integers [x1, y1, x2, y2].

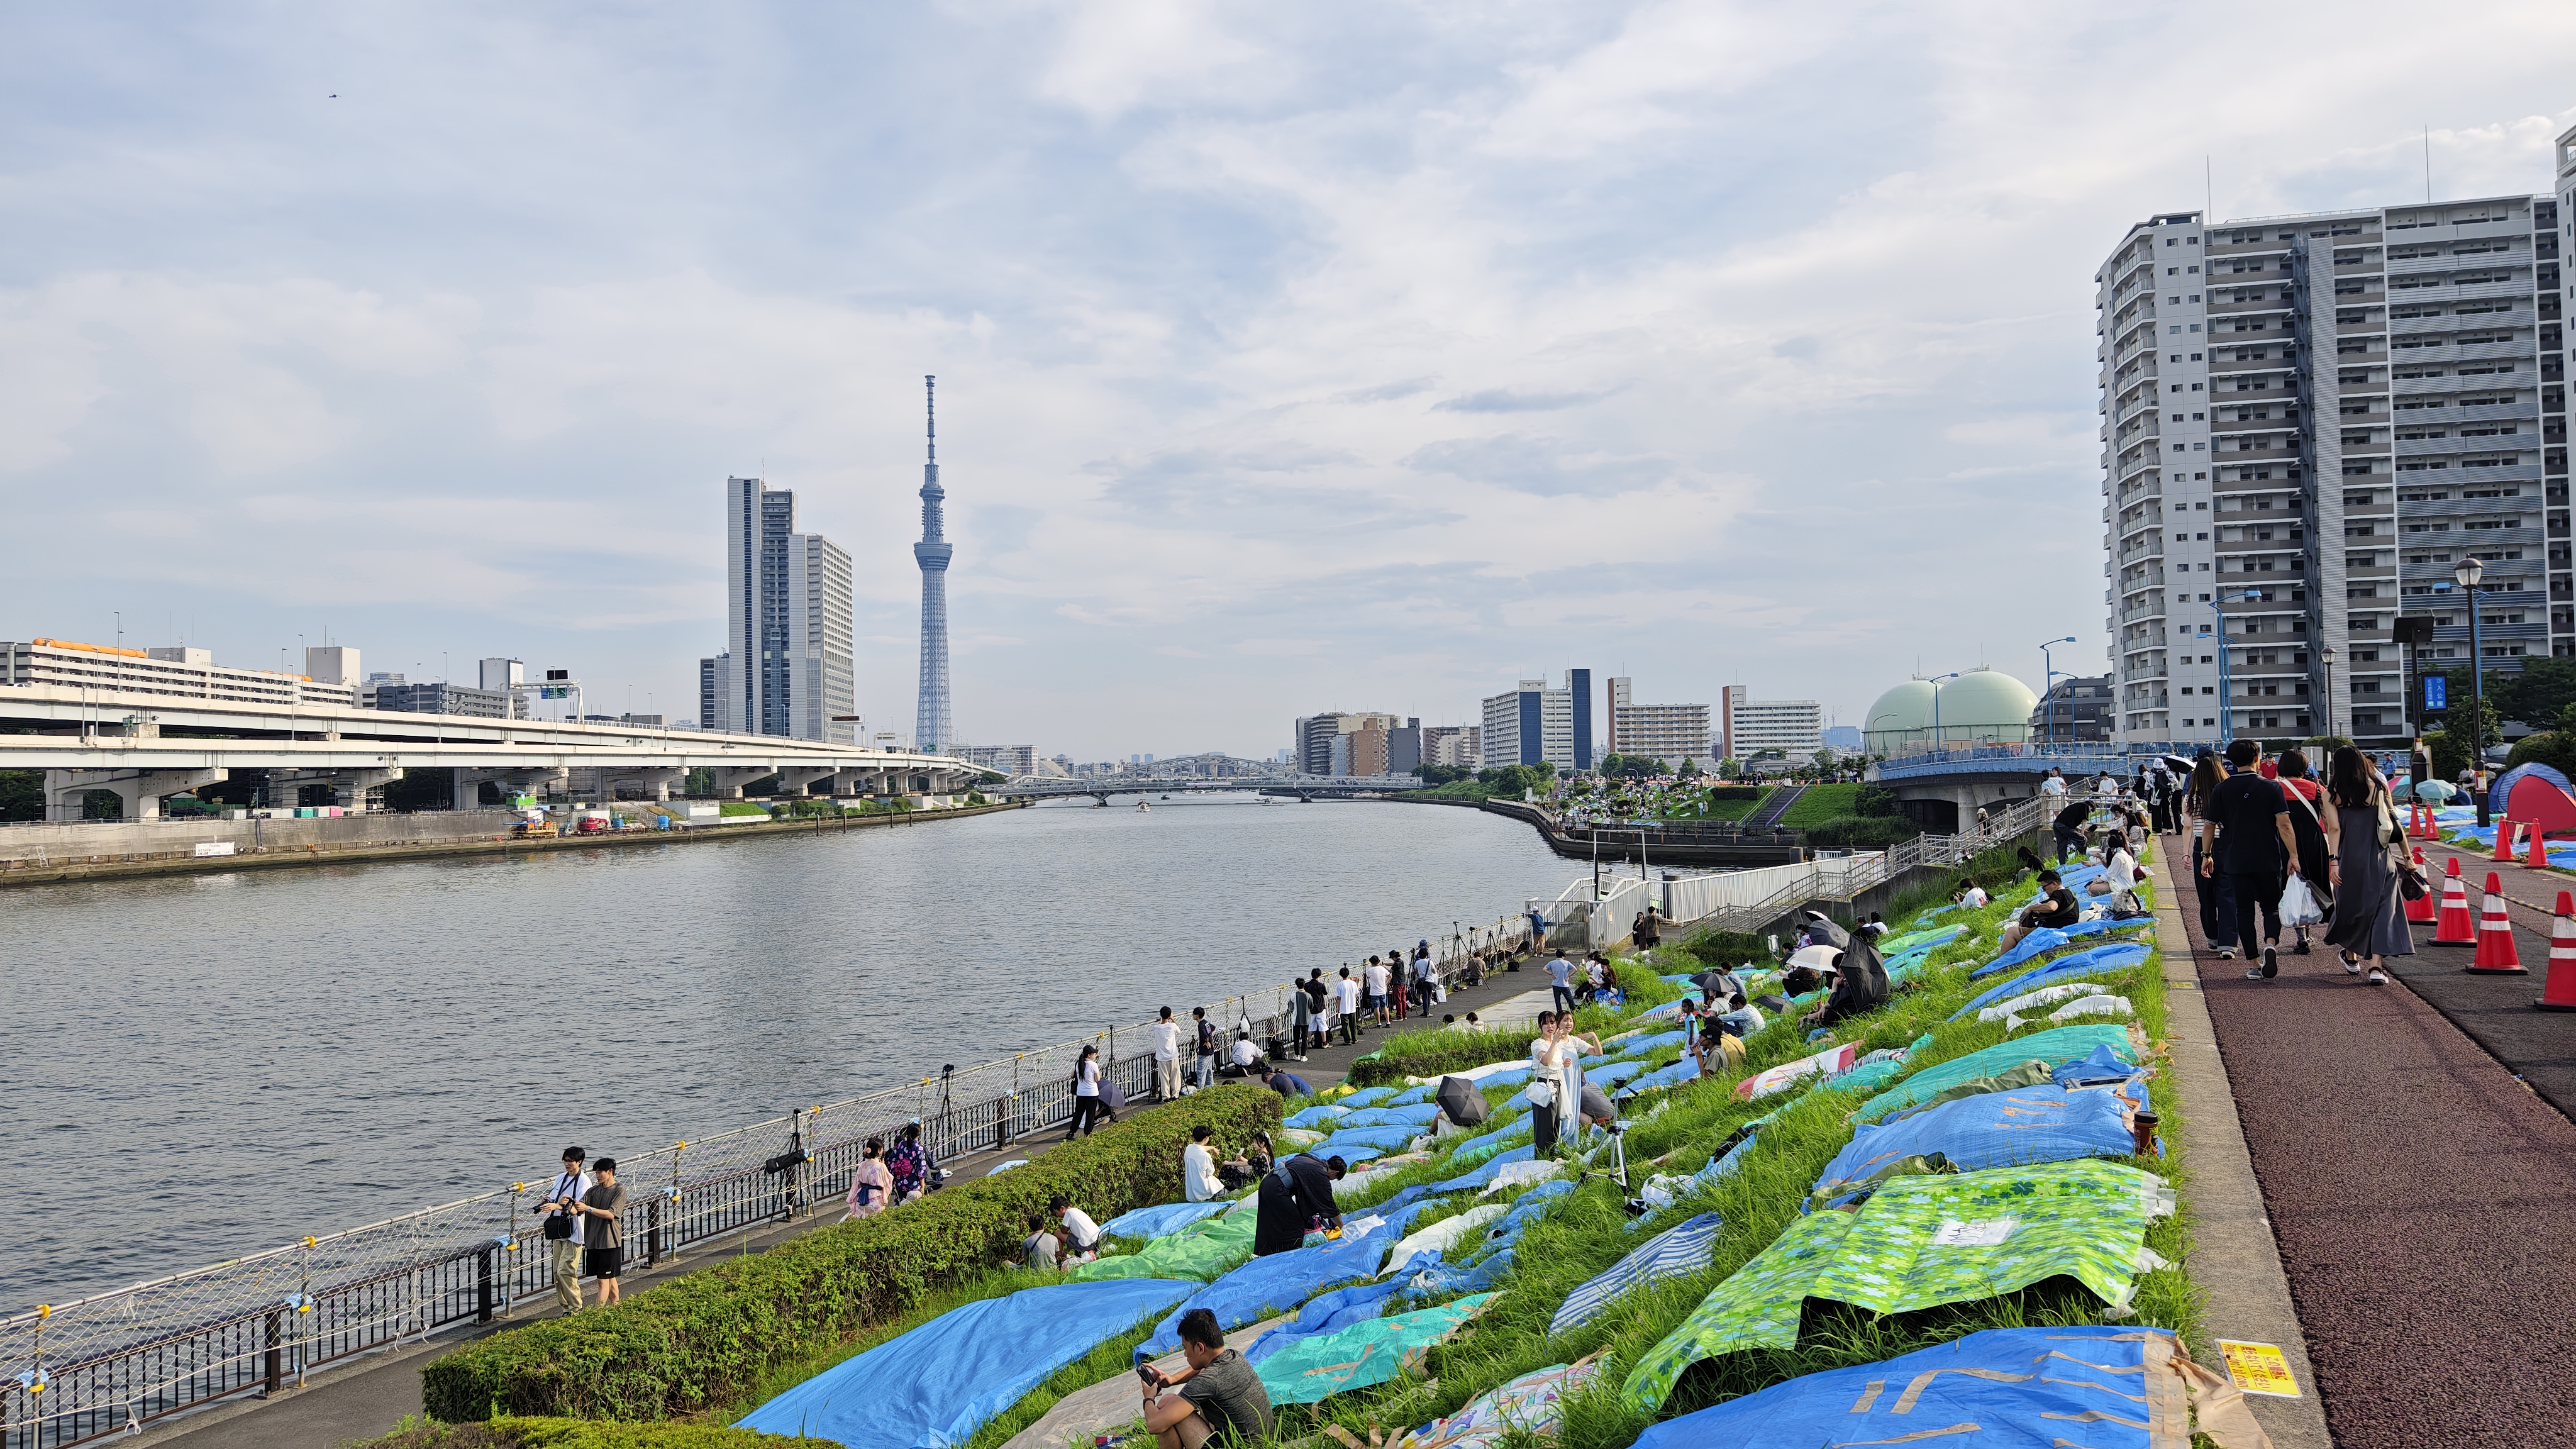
[[4, 8, 2573, 758]]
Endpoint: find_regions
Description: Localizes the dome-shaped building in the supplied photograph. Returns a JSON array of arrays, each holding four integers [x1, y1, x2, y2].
[[1862, 669, 2038, 755]]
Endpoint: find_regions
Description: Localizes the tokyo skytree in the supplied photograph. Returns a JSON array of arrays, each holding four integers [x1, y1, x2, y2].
[[912, 374, 953, 757]]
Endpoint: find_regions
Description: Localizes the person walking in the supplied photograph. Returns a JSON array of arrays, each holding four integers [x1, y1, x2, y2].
[[1192, 1007, 1218, 1091], [574, 1157, 626, 1308], [845, 1138, 893, 1220], [1335, 967, 1362, 1045], [2324, 745, 2418, 985], [1544, 948, 1578, 1016], [1152, 1007, 1185, 1102], [2201, 738, 2303, 980], [536, 1147, 593, 1314], [1066, 1043, 1108, 1140], [2185, 752, 2239, 957], [2276, 749, 2333, 955]]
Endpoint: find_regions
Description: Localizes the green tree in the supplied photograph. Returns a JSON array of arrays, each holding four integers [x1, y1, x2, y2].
[[2505, 730, 2576, 782], [1716, 757, 1743, 780], [1677, 757, 1702, 779], [0, 770, 40, 823], [2490, 658, 2576, 728], [2424, 728, 2472, 783], [978, 770, 1005, 785]]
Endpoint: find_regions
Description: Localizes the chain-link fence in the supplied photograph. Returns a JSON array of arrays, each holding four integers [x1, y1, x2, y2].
[[1, 911, 1537, 1449]]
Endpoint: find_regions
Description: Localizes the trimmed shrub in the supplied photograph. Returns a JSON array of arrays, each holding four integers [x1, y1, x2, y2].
[[2506, 730, 2576, 782], [1802, 815, 1923, 850], [1702, 786, 1763, 802], [360, 1418, 804, 1449], [1345, 1025, 1539, 1087], [421, 1087, 1279, 1424]]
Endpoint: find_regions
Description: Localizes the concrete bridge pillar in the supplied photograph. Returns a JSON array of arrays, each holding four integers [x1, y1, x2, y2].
[[44, 767, 227, 822], [570, 765, 689, 802], [828, 766, 886, 797], [452, 767, 571, 808], [772, 767, 836, 797], [701, 767, 775, 800]]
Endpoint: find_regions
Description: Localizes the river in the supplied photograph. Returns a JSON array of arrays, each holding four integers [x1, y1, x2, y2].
[[0, 796, 1581, 1309]]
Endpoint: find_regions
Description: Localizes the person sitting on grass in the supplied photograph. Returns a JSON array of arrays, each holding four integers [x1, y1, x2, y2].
[[1052, 1195, 1103, 1262], [1141, 1307, 1274, 1449], [1260, 1060, 1311, 1098], [1953, 879, 1989, 909], [1999, 868, 2083, 952], [1018, 1213, 1060, 1272]]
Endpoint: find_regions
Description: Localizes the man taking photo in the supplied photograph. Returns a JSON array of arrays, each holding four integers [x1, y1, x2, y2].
[[1141, 1307, 1274, 1449]]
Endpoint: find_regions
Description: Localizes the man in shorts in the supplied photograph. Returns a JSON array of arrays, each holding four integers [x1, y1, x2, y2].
[[575, 1157, 626, 1307], [1143, 1308, 1275, 1449]]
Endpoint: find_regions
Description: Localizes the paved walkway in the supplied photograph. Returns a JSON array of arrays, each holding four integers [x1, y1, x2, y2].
[[2161, 832, 2576, 1448], [151, 950, 1572, 1449]]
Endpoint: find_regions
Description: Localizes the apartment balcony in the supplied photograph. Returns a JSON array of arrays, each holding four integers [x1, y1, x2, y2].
[[2335, 312, 2387, 335], [2209, 294, 2294, 317], [2210, 351, 2300, 375], [2384, 402, 2541, 429], [2384, 275, 2531, 304]]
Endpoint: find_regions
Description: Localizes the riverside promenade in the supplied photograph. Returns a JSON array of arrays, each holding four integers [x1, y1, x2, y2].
[[133, 958, 1565, 1449], [2162, 839, 2576, 1448]]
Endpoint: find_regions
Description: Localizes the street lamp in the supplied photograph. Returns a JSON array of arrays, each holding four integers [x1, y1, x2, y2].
[[2038, 636, 2079, 747], [1928, 672, 1963, 753], [2204, 591, 2266, 745], [2450, 556, 2490, 825], [2320, 645, 2336, 742]]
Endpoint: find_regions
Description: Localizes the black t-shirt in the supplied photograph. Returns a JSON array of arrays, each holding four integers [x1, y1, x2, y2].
[[1252, 1153, 1338, 1255], [2053, 802, 2092, 833], [2029, 886, 2082, 928], [2208, 773, 2289, 874]]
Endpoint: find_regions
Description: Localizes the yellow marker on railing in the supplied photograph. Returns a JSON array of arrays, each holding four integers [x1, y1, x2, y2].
[[35, 1304, 48, 1318], [303, 1238, 316, 1249]]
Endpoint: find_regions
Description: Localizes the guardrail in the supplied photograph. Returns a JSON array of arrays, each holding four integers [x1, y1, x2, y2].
[[0, 916, 1536, 1449]]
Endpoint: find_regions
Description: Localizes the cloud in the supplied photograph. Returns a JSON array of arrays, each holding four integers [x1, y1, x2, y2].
[[1401, 434, 1674, 497], [1431, 387, 1607, 414]]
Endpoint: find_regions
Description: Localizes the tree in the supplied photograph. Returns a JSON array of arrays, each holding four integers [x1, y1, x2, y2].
[[978, 770, 1006, 785], [2491, 658, 2576, 728], [1677, 757, 1702, 780], [0, 770, 40, 823], [1411, 763, 1472, 786], [1716, 757, 1743, 780], [1811, 749, 1838, 772]]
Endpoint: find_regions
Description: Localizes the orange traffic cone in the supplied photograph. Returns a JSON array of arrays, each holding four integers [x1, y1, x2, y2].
[[2470, 872, 2528, 974], [2494, 819, 2521, 863], [2406, 847, 2438, 923], [2416, 801, 2436, 840], [2431, 858, 2476, 946], [2531, 823, 2555, 871], [2410, 801, 2429, 839], [2538, 893, 2576, 1011]]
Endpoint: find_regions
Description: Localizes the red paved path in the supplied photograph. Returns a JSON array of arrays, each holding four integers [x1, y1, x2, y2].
[[2163, 845, 2576, 1448]]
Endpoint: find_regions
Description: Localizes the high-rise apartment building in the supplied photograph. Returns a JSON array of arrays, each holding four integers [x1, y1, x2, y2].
[[1293, 711, 1401, 774], [2101, 192, 2565, 745], [702, 477, 856, 742], [1421, 724, 1480, 767], [1480, 677, 1577, 770], [1605, 677, 1711, 763], [1716, 685, 1821, 758]]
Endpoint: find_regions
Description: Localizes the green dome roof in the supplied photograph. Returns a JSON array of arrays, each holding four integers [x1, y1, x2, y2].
[[1862, 669, 2037, 753]]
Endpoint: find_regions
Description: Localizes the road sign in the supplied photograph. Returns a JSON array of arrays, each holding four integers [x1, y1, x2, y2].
[[2425, 675, 2448, 711]]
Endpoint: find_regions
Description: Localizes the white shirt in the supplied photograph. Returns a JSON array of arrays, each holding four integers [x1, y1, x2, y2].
[[1960, 886, 1989, 909], [1183, 1143, 1221, 1202], [1338, 977, 1360, 1012], [1366, 962, 1390, 994], [1060, 1206, 1101, 1252], [1152, 1020, 1182, 1062], [1231, 1038, 1259, 1067], [540, 1169, 593, 1235], [2041, 775, 2067, 798], [1075, 1059, 1100, 1098], [1411, 954, 1435, 982]]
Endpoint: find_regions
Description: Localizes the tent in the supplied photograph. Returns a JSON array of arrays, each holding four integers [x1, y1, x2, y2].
[[1549, 1212, 1724, 1337], [1621, 1158, 2174, 1412], [1852, 1023, 2135, 1121], [1807, 1083, 2140, 1209], [1135, 1222, 1394, 1361], [736, 1277, 1197, 1449], [1631, 1326, 2267, 1449], [1252, 1295, 1496, 1406]]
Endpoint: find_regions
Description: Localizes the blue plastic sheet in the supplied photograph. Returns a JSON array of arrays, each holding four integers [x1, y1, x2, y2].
[[1631, 1326, 2187, 1449], [1476, 1180, 1573, 1255], [1550, 1212, 1723, 1336], [1968, 927, 2070, 979], [1808, 1084, 2138, 1208], [1395, 1246, 1516, 1297], [1311, 1125, 1424, 1159], [1100, 1201, 1234, 1240], [1425, 1144, 1535, 1194], [737, 1277, 1196, 1449], [1284, 1104, 1347, 1130], [1953, 943, 2151, 1019], [1338, 1086, 1396, 1108], [1241, 1276, 1413, 1365], [1135, 1223, 1394, 1361], [1623, 1057, 1701, 1095], [1385, 1083, 1435, 1106], [1448, 1121, 1534, 1167], [1333, 1103, 1446, 1130], [1853, 1024, 2137, 1121]]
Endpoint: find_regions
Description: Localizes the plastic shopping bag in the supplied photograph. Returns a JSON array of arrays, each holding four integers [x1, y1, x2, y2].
[[2279, 874, 2324, 928]]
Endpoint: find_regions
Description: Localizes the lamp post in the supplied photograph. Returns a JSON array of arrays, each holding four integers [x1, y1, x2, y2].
[[2321, 645, 2336, 743], [2451, 557, 2489, 825], [2204, 591, 2265, 746], [2038, 636, 2078, 747], [1928, 672, 1963, 753]]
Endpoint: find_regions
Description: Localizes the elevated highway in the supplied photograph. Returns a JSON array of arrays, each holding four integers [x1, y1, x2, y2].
[[994, 774, 1430, 804], [0, 683, 979, 820]]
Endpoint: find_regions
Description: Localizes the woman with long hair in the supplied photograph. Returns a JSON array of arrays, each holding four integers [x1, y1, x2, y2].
[[2323, 745, 2414, 984], [2275, 749, 2333, 955], [1065, 1044, 1106, 1141], [2186, 752, 2240, 957], [845, 1138, 892, 1221]]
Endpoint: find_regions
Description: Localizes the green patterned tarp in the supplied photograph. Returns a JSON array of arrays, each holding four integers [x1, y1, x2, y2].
[[1065, 1211, 1257, 1282], [1620, 1159, 2170, 1412], [1849, 1022, 2135, 1121], [1253, 1294, 1495, 1404]]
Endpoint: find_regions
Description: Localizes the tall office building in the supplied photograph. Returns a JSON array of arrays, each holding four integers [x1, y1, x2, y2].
[[1292, 711, 1401, 774], [1480, 677, 1577, 770], [2101, 192, 2565, 745], [1421, 724, 1480, 767], [1606, 677, 1711, 764], [702, 477, 856, 742], [914, 375, 954, 758]]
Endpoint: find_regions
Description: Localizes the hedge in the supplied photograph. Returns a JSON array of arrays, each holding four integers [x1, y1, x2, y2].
[[362, 1418, 808, 1449], [1802, 815, 1924, 850], [1344, 1024, 1543, 1087], [422, 1085, 1280, 1424]]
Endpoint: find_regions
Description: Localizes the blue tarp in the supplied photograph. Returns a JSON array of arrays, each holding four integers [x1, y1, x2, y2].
[[1241, 1275, 1414, 1365], [1448, 1121, 1534, 1167], [1475, 1180, 1573, 1257], [1953, 943, 2151, 1019], [1310, 1125, 1424, 1159], [738, 1277, 1196, 1449], [1969, 927, 2070, 979], [1385, 1083, 1435, 1106], [1334, 1102, 1448, 1129], [1550, 1212, 1723, 1336], [1338, 1086, 1395, 1108], [1284, 1104, 1347, 1130], [1623, 1057, 1701, 1095], [1631, 1326, 2187, 1449], [1395, 1246, 1516, 1297], [1135, 1223, 1394, 1361], [1853, 1023, 2138, 1121], [1100, 1200, 1234, 1240], [1425, 1143, 1535, 1194], [1809, 1084, 2138, 1208]]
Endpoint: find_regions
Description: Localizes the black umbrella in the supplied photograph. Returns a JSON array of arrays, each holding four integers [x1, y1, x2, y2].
[[1800, 911, 1850, 950], [1435, 1075, 1489, 1128]]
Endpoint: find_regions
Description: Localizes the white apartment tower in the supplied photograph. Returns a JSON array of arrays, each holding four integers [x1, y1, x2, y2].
[[704, 477, 857, 743], [2101, 193, 2567, 746], [1605, 677, 1712, 764]]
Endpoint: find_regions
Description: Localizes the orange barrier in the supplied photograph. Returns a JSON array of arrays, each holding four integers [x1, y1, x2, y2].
[[2494, 819, 2521, 863], [2405, 847, 2438, 924]]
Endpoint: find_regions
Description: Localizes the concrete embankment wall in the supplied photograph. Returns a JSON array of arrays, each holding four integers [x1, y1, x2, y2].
[[0, 801, 1028, 888]]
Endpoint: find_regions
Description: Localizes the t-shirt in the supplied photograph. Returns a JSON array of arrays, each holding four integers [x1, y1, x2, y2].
[[541, 1169, 593, 1238], [2041, 775, 2067, 798], [2029, 886, 2081, 928], [1177, 1348, 1275, 1448], [1060, 1206, 1101, 1252], [1152, 1020, 1182, 1062], [1545, 956, 1575, 987], [1183, 1143, 1221, 1201], [1336, 977, 1360, 1013], [1075, 1060, 1101, 1098], [1265, 1070, 1310, 1097], [1196, 1019, 1218, 1056], [1411, 954, 1435, 982], [2207, 772, 2289, 875], [1365, 962, 1389, 995], [2053, 802, 2092, 833], [1960, 886, 1988, 908], [582, 1180, 625, 1249], [1231, 1038, 1260, 1067], [1022, 1230, 1060, 1270]]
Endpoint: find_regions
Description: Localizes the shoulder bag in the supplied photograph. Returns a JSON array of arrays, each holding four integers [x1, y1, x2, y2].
[[542, 1171, 580, 1240], [2283, 787, 2333, 908], [2373, 784, 2429, 900]]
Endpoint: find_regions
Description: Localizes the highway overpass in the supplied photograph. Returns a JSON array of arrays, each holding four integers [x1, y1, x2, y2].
[[0, 683, 980, 821]]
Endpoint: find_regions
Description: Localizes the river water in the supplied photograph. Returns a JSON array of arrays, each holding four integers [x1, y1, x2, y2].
[[0, 797, 1580, 1309]]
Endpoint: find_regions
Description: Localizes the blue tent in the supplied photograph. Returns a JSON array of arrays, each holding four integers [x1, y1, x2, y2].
[[1953, 942, 2151, 1018], [738, 1277, 1195, 1449], [1550, 1212, 1723, 1336], [1135, 1223, 1393, 1361], [1809, 1083, 2138, 1209], [1632, 1326, 2195, 1449], [1100, 1200, 1234, 1240]]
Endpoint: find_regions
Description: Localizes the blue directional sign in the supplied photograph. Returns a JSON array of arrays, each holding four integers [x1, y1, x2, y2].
[[2424, 675, 2447, 711]]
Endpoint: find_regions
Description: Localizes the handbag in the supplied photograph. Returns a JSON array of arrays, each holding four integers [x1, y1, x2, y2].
[[2282, 786, 2333, 909], [2369, 782, 2429, 899], [542, 1172, 580, 1240], [1523, 1080, 1555, 1108]]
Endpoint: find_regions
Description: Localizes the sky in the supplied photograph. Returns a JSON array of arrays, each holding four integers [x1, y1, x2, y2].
[[4, 3, 2573, 761]]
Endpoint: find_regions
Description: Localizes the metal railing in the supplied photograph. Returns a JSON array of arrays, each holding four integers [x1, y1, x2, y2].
[[1668, 795, 2051, 940], [1, 914, 1538, 1449]]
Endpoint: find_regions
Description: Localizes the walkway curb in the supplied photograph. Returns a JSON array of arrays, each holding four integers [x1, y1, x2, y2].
[[2148, 849, 2334, 1449]]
